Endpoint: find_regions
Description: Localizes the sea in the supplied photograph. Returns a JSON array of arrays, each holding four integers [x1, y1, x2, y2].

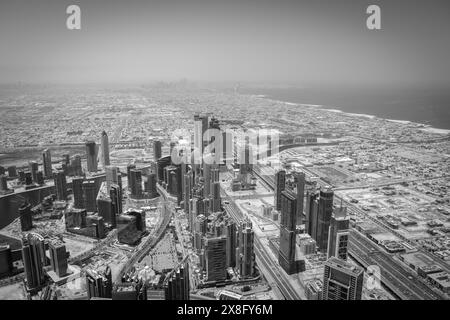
[[241, 86, 450, 131]]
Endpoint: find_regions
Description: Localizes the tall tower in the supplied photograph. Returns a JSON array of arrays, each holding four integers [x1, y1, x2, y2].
[[153, 140, 162, 161], [82, 180, 98, 213], [21, 233, 47, 290], [42, 149, 52, 179], [29, 161, 38, 183], [86, 267, 113, 299], [294, 172, 305, 225], [101, 131, 110, 169], [53, 170, 67, 201], [164, 262, 190, 300], [236, 220, 255, 278], [322, 257, 363, 300], [204, 236, 227, 282], [72, 177, 85, 209], [274, 170, 286, 211], [85, 141, 98, 173], [225, 222, 237, 268], [19, 202, 33, 232], [278, 190, 297, 274], [327, 206, 349, 260], [317, 188, 334, 252]]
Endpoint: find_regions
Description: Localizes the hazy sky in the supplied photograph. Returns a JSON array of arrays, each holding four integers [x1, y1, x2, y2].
[[0, 0, 449, 87]]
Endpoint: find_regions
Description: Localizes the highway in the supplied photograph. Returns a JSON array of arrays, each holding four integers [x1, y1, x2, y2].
[[117, 187, 173, 281], [349, 229, 444, 300], [222, 199, 302, 300]]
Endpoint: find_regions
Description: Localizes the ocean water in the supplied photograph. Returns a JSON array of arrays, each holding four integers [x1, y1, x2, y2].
[[242, 86, 450, 130]]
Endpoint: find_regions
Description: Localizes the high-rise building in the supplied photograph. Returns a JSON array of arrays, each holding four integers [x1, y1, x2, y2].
[[143, 173, 158, 198], [72, 177, 85, 209], [153, 140, 162, 160], [183, 171, 193, 223], [82, 180, 98, 213], [100, 131, 110, 169], [204, 236, 227, 282], [236, 220, 255, 278], [42, 149, 52, 179], [86, 267, 112, 299], [225, 222, 236, 268], [85, 141, 98, 173], [164, 262, 190, 300], [29, 161, 38, 183], [278, 190, 297, 275], [0, 174, 8, 193], [19, 202, 33, 232], [65, 208, 87, 229], [110, 184, 123, 216], [21, 233, 47, 290], [117, 210, 146, 245], [126, 163, 136, 186], [7, 166, 17, 178], [36, 171, 44, 185], [0, 244, 13, 277], [129, 169, 143, 198], [322, 257, 364, 300], [306, 279, 323, 300], [294, 172, 305, 225], [97, 197, 116, 229], [105, 166, 119, 189], [327, 206, 349, 260], [53, 170, 67, 201], [0, 166, 4, 175], [316, 189, 334, 252], [305, 190, 319, 238], [211, 181, 221, 213], [49, 240, 69, 277], [274, 170, 286, 211]]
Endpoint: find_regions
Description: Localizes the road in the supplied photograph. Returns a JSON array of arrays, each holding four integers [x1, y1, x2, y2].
[[222, 199, 302, 300], [349, 229, 444, 300]]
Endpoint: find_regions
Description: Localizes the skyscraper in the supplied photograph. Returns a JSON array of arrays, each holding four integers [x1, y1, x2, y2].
[[274, 170, 286, 211], [72, 177, 85, 209], [225, 222, 237, 268], [105, 166, 119, 189], [86, 267, 113, 299], [204, 236, 227, 282], [21, 233, 47, 290], [164, 262, 190, 300], [83, 180, 98, 213], [153, 140, 162, 161], [49, 240, 69, 277], [236, 220, 255, 278], [42, 149, 52, 179], [100, 131, 110, 169], [294, 172, 305, 225], [0, 174, 8, 193], [19, 202, 33, 232], [327, 206, 350, 260], [322, 257, 364, 300], [129, 169, 143, 198], [53, 170, 67, 201], [316, 189, 334, 252], [110, 184, 123, 216], [97, 197, 116, 229], [29, 161, 38, 183], [278, 190, 297, 275], [144, 173, 158, 198], [85, 141, 98, 173]]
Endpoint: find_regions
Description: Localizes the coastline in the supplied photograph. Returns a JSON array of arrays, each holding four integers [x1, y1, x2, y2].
[[251, 94, 450, 136]]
